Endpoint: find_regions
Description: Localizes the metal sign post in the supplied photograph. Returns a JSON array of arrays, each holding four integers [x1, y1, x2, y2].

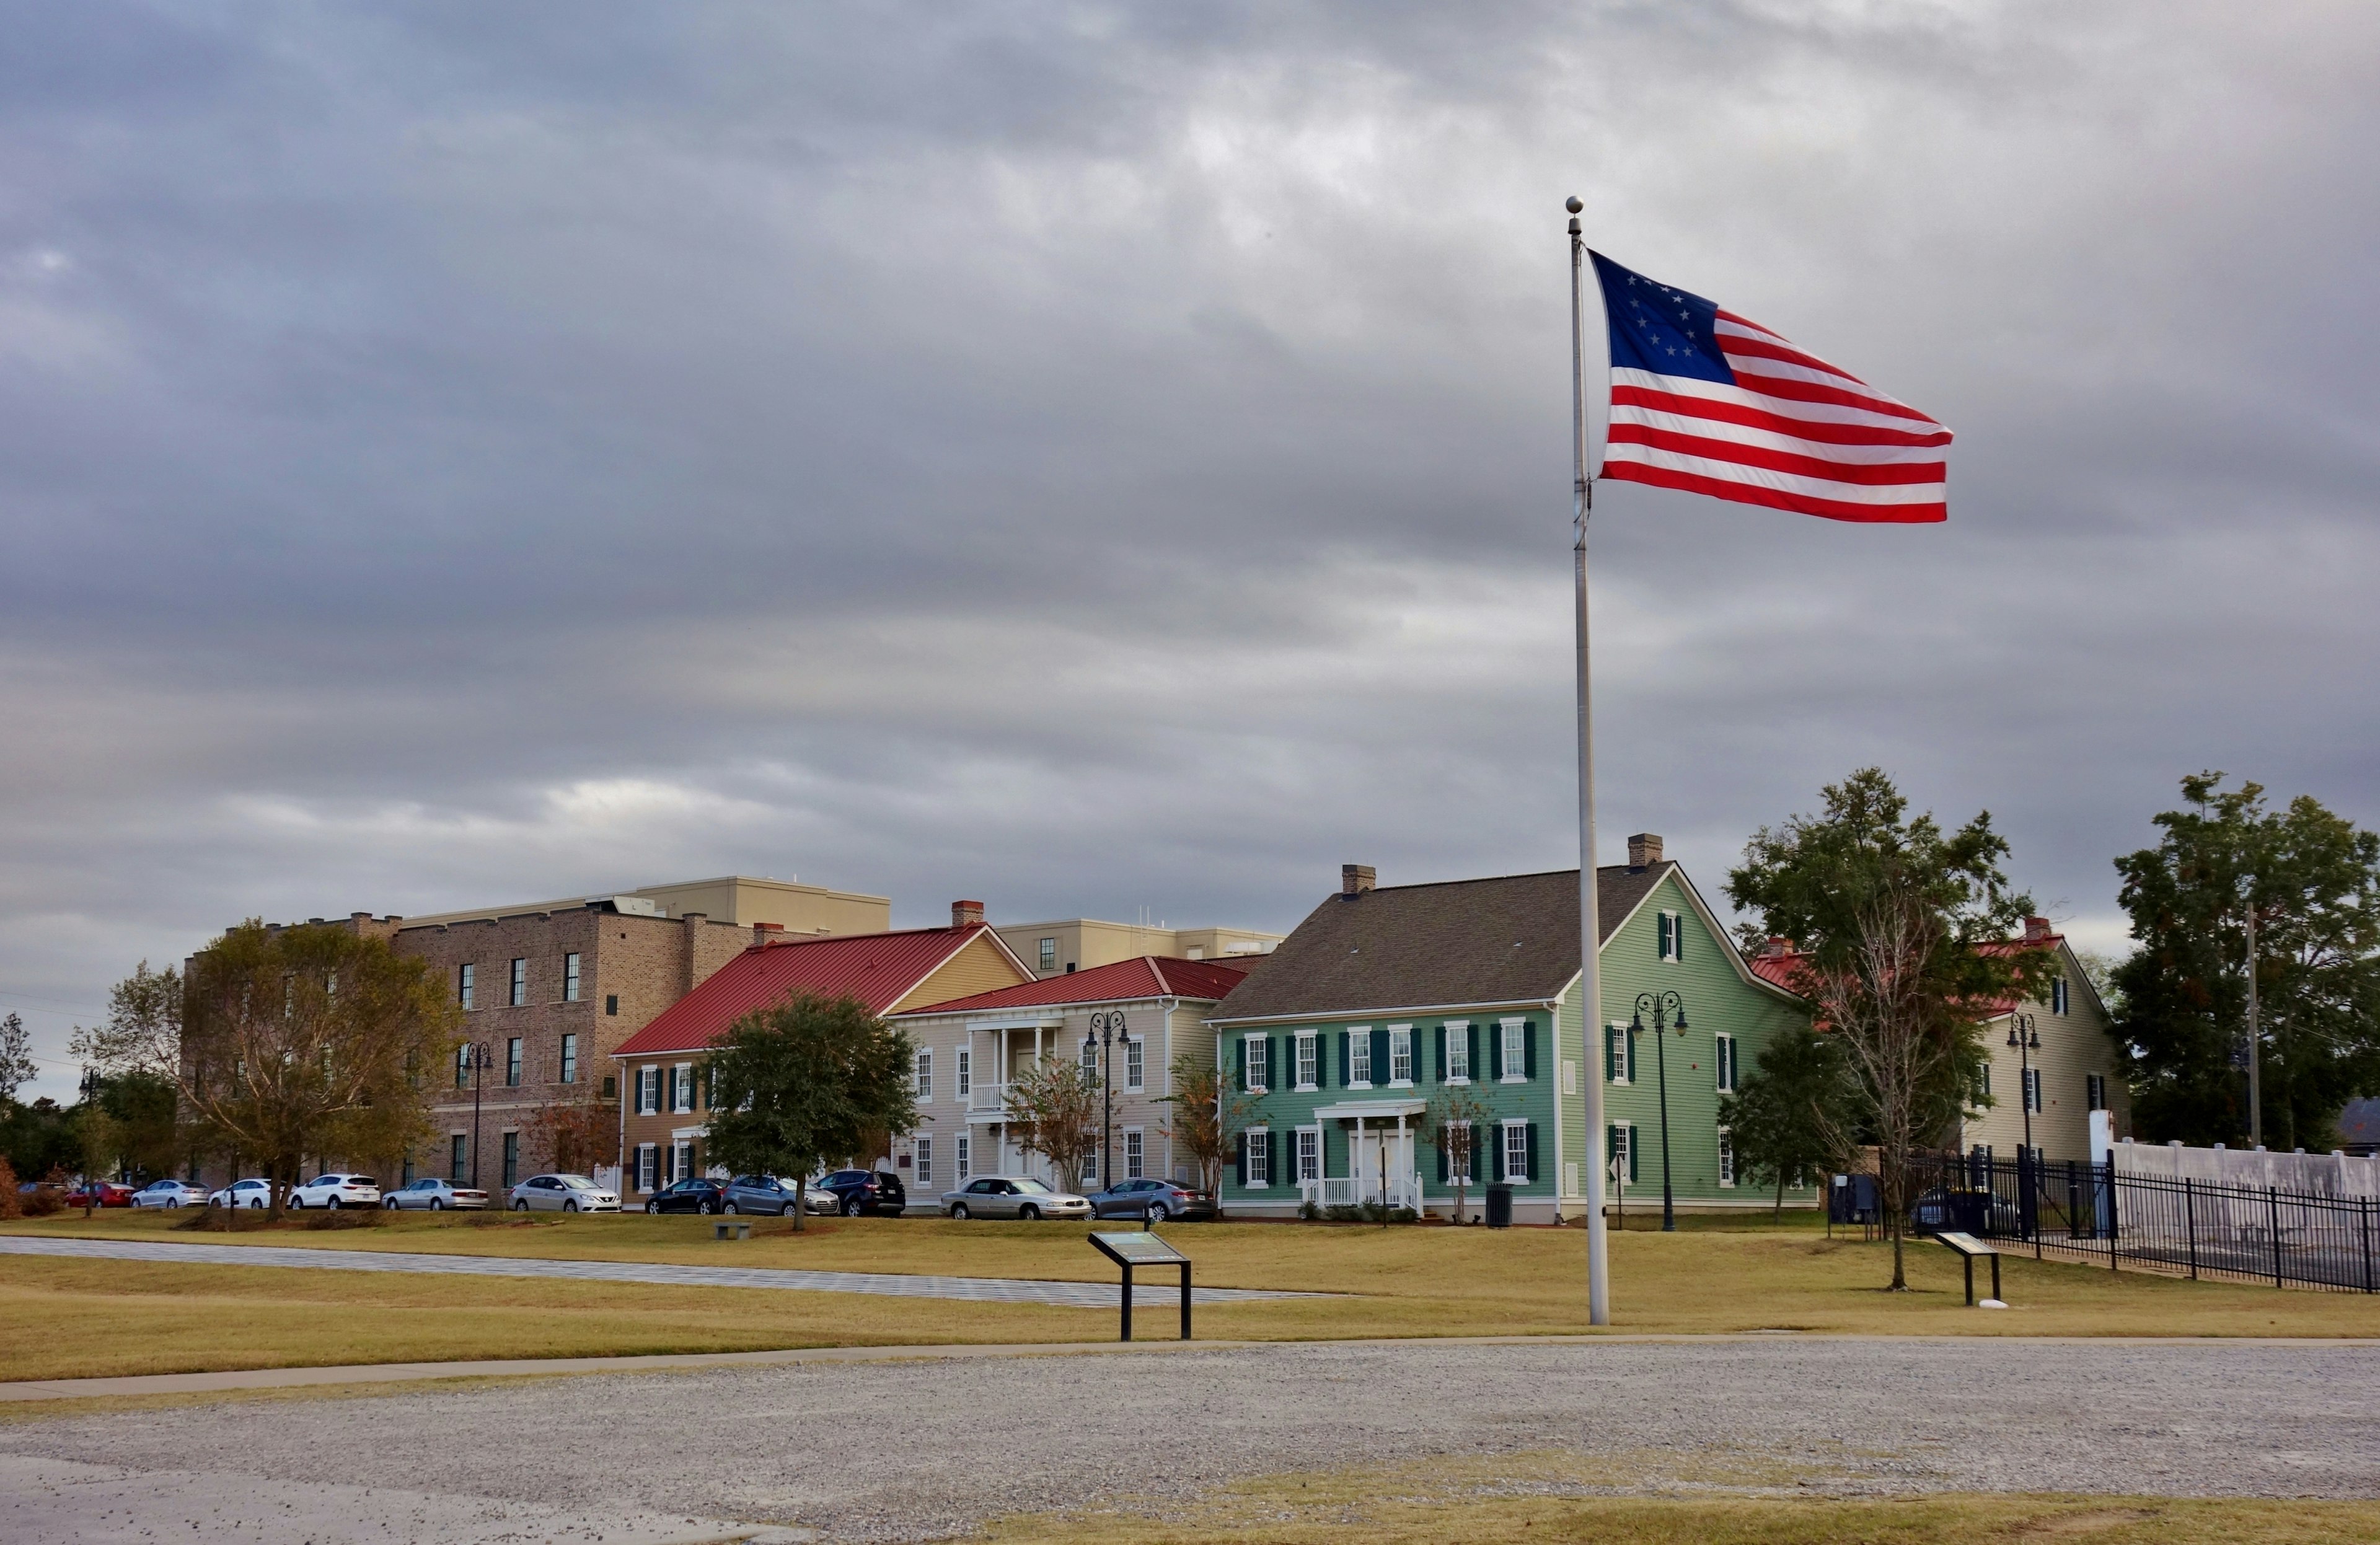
[[1088, 1229, 1192, 1342]]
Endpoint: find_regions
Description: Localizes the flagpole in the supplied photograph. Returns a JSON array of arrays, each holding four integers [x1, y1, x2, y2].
[[1568, 195, 1610, 1327]]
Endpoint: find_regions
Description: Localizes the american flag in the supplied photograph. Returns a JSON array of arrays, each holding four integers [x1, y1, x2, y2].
[[1591, 252, 1949, 523]]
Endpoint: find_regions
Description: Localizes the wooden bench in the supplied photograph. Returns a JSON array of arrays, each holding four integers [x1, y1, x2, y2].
[[712, 1218, 753, 1241]]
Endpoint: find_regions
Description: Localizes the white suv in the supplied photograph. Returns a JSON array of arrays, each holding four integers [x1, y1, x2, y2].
[[286, 1174, 381, 1209]]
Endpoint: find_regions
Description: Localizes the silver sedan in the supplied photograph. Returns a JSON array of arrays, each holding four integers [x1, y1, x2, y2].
[[382, 1177, 490, 1210], [508, 1173, 620, 1212], [941, 1176, 1094, 1220]]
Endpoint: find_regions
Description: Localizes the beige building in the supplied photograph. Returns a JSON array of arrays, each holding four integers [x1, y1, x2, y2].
[[1960, 918, 2131, 1162], [399, 874, 888, 938], [996, 917, 1280, 979]]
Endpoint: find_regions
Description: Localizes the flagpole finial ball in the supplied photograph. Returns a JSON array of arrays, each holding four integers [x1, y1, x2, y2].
[[1564, 196, 1583, 214]]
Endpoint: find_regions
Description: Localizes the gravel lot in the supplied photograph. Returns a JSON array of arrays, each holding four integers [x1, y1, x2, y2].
[[4, 1337, 2375, 1543]]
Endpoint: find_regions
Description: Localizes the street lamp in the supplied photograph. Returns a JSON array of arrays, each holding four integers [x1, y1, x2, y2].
[[2005, 1011, 2040, 1163], [1631, 991, 1688, 1232], [465, 1042, 494, 1189], [78, 1067, 104, 1218], [1084, 1010, 1125, 1193]]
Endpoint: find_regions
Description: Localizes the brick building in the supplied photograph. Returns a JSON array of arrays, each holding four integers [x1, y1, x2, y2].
[[209, 875, 889, 1191]]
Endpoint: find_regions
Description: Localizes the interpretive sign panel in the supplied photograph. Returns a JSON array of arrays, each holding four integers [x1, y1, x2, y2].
[[1087, 1229, 1192, 1341]]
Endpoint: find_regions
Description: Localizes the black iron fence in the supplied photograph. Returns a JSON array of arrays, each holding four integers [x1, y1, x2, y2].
[[1905, 1150, 2380, 1293]]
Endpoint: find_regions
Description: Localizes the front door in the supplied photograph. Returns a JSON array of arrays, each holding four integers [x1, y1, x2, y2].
[[1350, 1128, 1414, 1208]]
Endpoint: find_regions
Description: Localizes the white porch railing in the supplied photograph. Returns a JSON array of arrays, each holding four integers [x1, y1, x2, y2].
[[1300, 1173, 1422, 1210], [967, 1083, 1010, 1115]]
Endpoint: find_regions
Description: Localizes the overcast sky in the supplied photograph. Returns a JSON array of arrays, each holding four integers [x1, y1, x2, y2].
[[4, 2, 2375, 1103]]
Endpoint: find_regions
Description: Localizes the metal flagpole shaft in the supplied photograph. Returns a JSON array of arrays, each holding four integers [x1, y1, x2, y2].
[[1569, 195, 1610, 1327], [2245, 891, 2262, 1148]]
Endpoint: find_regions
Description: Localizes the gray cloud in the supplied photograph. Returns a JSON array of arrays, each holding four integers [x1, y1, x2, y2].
[[5, 2, 2376, 1097]]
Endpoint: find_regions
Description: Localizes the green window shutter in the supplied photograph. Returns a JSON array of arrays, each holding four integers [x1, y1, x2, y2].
[[1489, 1028, 1504, 1082], [1676, 914, 1685, 961], [1434, 1026, 1446, 1081], [1337, 1031, 1350, 1088], [1271, 1036, 1283, 1088], [1603, 1023, 1616, 1081], [1526, 1123, 1540, 1184], [1235, 1132, 1247, 1188], [1523, 1023, 1538, 1080], [1471, 1124, 1484, 1182], [1235, 1037, 1247, 1093], [1655, 913, 1668, 958], [1370, 1028, 1390, 1082], [1263, 1133, 1276, 1186], [1467, 1024, 1480, 1079]]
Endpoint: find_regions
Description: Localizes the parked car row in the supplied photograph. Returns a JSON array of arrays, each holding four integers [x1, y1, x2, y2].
[[644, 1169, 909, 1217], [182, 1173, 609, 1212], [942, 1175, 1215, 1221]]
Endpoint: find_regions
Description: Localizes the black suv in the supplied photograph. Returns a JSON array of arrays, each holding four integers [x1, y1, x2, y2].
[[644, 1177, 726, 1215], [815, 1168, 907, 1217]]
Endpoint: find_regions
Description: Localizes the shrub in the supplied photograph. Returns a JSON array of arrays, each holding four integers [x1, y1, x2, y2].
[[21, 1186, 63, 1218], [0, 1156, 18, 1220], [303, 1207, 384, 1231], [1297, 1199, 1321, 1221]]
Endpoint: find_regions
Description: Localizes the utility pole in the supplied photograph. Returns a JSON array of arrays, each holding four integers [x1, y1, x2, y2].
[[2244, 889, 2262, 1148]]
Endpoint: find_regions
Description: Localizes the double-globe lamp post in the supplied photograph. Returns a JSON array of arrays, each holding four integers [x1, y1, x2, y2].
[[1631, 990, 1688, 1233], [465, 1042, 494, 1189], [2006, 1010, 2039, 1162], [1083, 1009, 1124, 1194]]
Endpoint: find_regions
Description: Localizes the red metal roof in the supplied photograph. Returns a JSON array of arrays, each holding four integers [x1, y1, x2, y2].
[[610, 925, 1003, 1059], [897, 955, 1250, 1016], [1744, 932, 2064, 1016]]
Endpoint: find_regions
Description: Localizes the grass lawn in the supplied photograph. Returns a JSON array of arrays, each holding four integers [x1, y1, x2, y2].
[[974, 1450, 2380, 1545], [2, 1206, 2374, 1382]]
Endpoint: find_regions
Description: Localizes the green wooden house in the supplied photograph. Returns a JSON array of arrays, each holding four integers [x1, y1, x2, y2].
[[1205, 837, 1813, 1223]]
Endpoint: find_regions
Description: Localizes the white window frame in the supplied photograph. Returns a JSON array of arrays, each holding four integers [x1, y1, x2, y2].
[[1244, 1034, 1269, 1093], [1445, 1119, 1473, 1184], [1501, 1018, 1527, 1083], [1502, 1120, 1528, 1184], [672, 1139, 692, 1186], [2086, 1073, 2106, 1112], [458, 962, 474, 1010], [2023, 1066, 2042, 1114], [1124, 1127, 1144, 1180], [637, 1065, 658, 1115], [562, 952, 581, 1002], [956, 1047, 972, 1098], [1038, 936, 1057, 972], [1388, 1024, 1414, 1086], [2053, 976, 2070, 1015], [1659, 910, 1681, 962], [1126, 1037, 1145, 1092], [1295, 1031, 1318, 1091], [1349, 1026, 1373, 1088], [636, 1143, 657, 1192], [1445, 1021, 1471, 1083], [1717, 1126, 1737, 1187], [1607, 1021, 1634, 1085], [914, 1047, 933, 1102], [955, 1132, 972, 1184], [914, 1135, 934, 1188], [1083, 1146, 1099, 1186], [1080, 1038, 1099, 1080], [672, 1063, 694, 1115], [1715, 1032, 1737, 1094], [1610, 1122, 1637, 1185], [1245, 1127, 1271, 1190], [1297, 1127, 1320, 1184]]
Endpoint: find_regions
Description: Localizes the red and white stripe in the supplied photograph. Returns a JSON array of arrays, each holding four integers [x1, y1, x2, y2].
[[1602, 310, 1949, 523]]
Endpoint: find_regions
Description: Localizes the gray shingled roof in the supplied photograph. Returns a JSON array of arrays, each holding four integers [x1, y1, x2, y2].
[[1207, 865, 1673, 1023]]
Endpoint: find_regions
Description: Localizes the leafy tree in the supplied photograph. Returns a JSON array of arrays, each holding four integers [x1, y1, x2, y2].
[[1003, 1051, 1101, 1195], [1728, 768, 2043, 1290], [75, 931, 461, 1215], [1158, 1054, 1256, 1217], [1719, 1025, 1854, 1218], [2112, 773, 2380, 1150], [702, 992, 916, 1231], [1, 1096, 80, 1183], [1422, 1083, 1497, 1223], [526, 1083, 618, 1177], [99, 1070, 182, 1180], [0, 1011, 35, 1103]]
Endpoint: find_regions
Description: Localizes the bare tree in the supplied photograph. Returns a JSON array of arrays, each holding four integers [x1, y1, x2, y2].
[[526, 1083, 618, 1178], [1003, 1052, 1100, 1194], [75, 927, 461, 1215], [1158, 1054, 1255, 1215], [1422, 1083, 1497, 1223]]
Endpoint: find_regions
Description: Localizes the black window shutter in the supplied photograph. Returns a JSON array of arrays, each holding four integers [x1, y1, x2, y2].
[[1235, 1037, 1248, 1093], [1523, 1023, 1538, 1080], [1434, 1026, 1446, 1081], [1468, 1024, 1481, 1080], [1337, 1031, 1350, 1088], [1266, 1133, 1277, 1186], [1676, 915, 1685, 961], [1489, 1028, 1504, 1081], [1437, 1133, 1448, 1182], [1371, 1028, 1390, 1082], [1271, 1036, 1282, 1089], [1526, 1123, 1540, 1184], [1236, 1132, 1247, 1187]]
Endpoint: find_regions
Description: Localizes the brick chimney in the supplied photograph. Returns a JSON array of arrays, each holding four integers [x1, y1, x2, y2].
[[1627, 833, 1664, 870], [752, 921, 785, 949], [1762, 936, 1796, 957], [2023, 916, 2053, 943], [679, 912, 707, 995], [951, 900, 985, 930], [1342, 864, 1376, 897]]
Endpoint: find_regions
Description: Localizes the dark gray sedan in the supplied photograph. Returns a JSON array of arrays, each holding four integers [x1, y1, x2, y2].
[[940, 1175, 1093, 1221], [1085, 1177, 1215, 1221], [720, 1174, 804, 1215]]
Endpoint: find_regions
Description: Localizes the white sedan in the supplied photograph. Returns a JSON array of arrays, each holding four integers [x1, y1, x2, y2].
[[286, 1174, 381, 1209], [131, 1179, 209, 1208], [508, 1173, 620, 1212], [208, 1177, 273, 1209]]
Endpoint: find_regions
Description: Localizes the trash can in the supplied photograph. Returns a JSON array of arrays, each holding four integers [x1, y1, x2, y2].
[[1485, 1184, 1513, 1229]]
